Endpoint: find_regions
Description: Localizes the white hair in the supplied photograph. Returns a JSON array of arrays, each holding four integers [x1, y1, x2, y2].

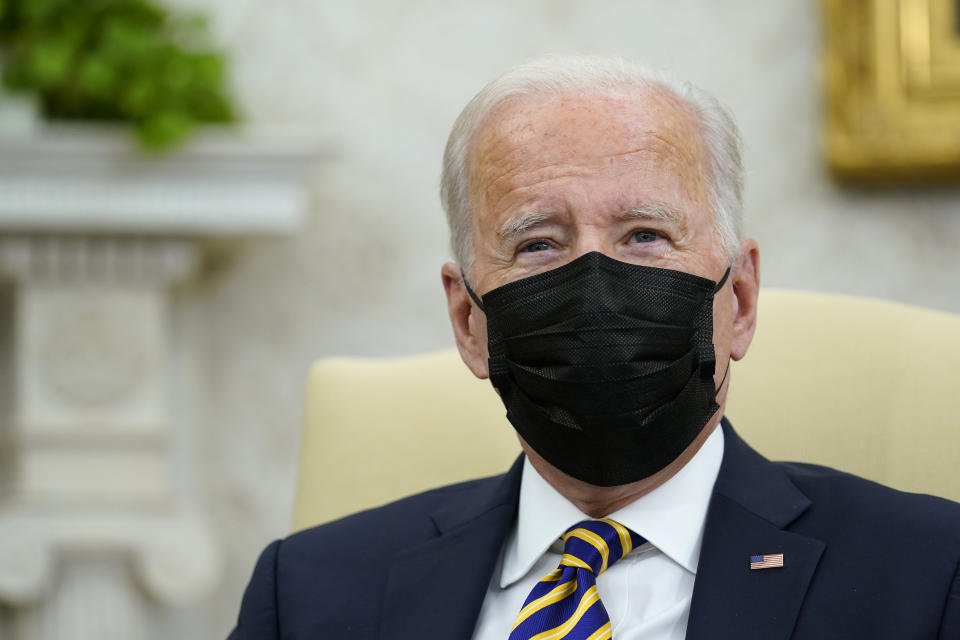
[[439, 54, 744, 270]]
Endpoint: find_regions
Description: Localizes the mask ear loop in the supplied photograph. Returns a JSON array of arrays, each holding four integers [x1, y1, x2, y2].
[[695, 266, 733, 378], [707, 265, 733, 389], [713, 265, 731, 293], [460, 271, 486, 312], [714, 359, 730, 399]]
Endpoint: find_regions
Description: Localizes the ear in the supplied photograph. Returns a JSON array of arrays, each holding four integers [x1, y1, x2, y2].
[[729, 239, 760, 361], [441, 262, 490, 379]]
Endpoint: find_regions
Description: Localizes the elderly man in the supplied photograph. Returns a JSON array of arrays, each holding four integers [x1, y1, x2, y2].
[[229, 56, 960, 640]]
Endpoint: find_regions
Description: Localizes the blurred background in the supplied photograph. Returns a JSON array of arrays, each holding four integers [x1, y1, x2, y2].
[[1, 0, 959, 638]]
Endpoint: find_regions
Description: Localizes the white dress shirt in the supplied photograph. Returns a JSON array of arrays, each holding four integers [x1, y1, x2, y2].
[[471, 425, 724, 640]]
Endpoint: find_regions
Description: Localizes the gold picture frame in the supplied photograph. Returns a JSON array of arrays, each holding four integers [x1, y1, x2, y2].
[[824, 0, 960, 181]]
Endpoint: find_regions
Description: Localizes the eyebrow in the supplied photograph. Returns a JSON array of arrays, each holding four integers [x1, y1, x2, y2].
[[618, 204, 683, 224], [497, 212, 552, 241]]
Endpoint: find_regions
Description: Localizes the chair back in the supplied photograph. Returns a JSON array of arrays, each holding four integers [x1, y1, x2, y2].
[[292, 289, 960, 531]]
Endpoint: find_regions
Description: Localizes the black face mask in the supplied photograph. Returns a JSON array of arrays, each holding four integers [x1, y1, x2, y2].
[[463, 251, 730, 487]]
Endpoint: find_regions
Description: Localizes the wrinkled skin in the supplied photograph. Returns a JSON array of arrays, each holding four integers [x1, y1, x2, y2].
[[442, 87, 760, 517]]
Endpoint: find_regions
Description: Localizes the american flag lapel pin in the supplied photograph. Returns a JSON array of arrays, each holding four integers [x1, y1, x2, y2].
[[750, 553, 784, 570]]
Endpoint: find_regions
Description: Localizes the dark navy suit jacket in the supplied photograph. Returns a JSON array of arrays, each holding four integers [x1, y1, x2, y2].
[[228, 420, 960, 639]]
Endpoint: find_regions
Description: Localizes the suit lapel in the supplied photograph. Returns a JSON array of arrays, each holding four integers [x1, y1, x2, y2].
[[380, 457, 523, 640], [686, 420, 825, 640]]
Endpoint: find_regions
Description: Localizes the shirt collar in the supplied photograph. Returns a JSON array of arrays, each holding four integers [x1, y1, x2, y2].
[[500, 425, 724, 588]]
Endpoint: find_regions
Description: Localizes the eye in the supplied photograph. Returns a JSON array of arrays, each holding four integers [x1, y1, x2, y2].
[[520, 240, 552, 253], [631, 230, 660, 244]]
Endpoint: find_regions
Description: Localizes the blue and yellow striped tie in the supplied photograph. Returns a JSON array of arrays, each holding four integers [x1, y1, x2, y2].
[[508, 519, 644, 640]]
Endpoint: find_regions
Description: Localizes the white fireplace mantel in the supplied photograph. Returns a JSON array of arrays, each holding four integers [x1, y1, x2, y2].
[[0, 123, 331, 235], [0, 122, 330, 640]]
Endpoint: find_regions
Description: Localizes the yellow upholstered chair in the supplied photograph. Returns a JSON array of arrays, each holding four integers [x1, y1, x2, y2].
[[292, 289, 960, 532]]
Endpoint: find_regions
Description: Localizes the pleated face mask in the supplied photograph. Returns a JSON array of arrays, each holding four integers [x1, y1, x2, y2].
[[464, 251, 730, 486]]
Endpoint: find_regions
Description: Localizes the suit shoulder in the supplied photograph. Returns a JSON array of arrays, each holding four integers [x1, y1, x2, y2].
[[778, 460, 960, 545], [234, 469, 517, 637], [280, 473, 505, 564]]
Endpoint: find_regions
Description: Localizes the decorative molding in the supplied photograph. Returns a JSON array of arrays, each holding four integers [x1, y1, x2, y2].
[[0, 506, 220, 606], [0, 123, 327, 638], [38, 299, 149, 408], [15, 285, 167, 437], [13, 555, 152, 640], [0, 514, 51, 606], [0, 236, 199, 285], [0, 124, 333, 235]]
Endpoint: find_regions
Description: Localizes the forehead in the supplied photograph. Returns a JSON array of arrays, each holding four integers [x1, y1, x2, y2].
[[466, 87, 711, 215]]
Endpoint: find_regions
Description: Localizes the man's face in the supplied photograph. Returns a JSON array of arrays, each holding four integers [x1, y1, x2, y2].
[[442, 86, 759, 408]]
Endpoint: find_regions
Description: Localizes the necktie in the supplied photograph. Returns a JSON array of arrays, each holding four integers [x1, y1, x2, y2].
[[508, 519, 645, 640]]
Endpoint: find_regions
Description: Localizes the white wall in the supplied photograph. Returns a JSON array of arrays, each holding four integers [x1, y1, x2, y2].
[[164, 0, 960, 634]]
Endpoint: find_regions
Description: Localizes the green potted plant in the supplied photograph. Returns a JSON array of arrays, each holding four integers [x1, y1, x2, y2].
[[0, 0, 236, 149]]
